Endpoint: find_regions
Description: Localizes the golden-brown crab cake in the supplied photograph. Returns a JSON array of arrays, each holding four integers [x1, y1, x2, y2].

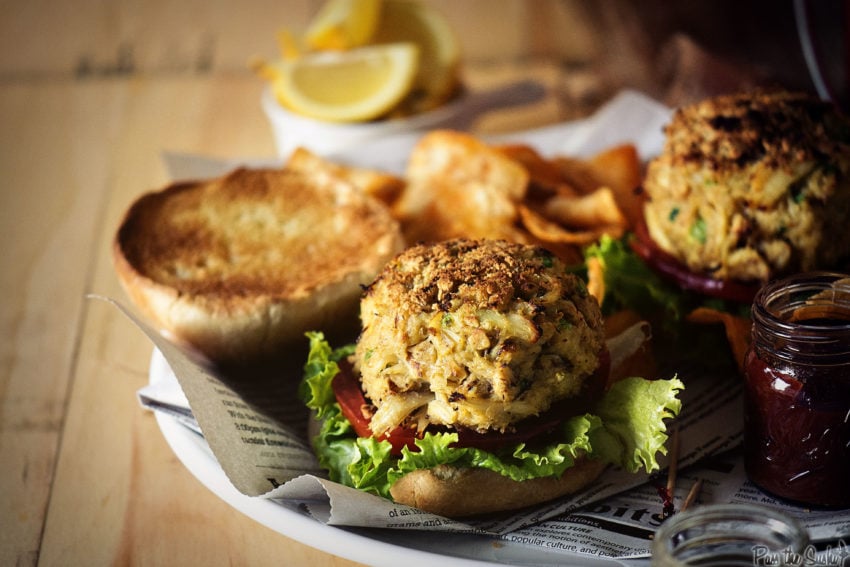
[[354, 238, 605, 435], [643, 90, 850, 284]]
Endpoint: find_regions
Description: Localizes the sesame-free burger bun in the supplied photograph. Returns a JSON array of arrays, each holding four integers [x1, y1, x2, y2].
[[389, 459, 607, 517], [113, 167, 404, 363]]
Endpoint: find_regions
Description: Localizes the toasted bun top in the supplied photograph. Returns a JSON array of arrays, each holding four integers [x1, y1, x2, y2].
[[113, 167, 404, 363]]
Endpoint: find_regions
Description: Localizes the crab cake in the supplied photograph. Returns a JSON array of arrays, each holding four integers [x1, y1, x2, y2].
[[354, 238, 605, 436], [643, 90, 850, 284]]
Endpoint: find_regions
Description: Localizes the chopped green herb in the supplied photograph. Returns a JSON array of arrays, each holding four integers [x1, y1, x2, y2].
[[668, 207, 680, 222], [689, 217, 707, 244], [788, 165, 824, 204], [442, 313, 453, 326], [540, 254, 554, 268], [575, 278, 588, 297]]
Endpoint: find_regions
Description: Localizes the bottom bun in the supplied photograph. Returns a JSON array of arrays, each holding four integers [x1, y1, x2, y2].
[[389, 458, 607, 518]]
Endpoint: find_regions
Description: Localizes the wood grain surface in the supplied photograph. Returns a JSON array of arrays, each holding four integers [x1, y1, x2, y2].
[[0, 1, 813, 565], [0, 2, 563, 565]]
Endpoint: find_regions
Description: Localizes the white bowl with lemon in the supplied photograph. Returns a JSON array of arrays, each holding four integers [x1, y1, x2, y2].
[[254, 0, 542, 159]]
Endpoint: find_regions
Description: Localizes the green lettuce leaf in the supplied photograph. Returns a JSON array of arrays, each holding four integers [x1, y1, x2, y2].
[[301, 331, 355, 420], [585, 235, 686, 326], [584, 235, 747, 366], [300, 334, 684, 500], [589, 376, 684, 473], [585, 235, 751, 321]]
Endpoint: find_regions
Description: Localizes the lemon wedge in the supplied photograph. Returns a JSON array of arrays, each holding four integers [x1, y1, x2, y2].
[[372, 0, 461, 112], [276, 28, 302, 60], [270, 42, 419, 122], [305, 0, 382, 51]]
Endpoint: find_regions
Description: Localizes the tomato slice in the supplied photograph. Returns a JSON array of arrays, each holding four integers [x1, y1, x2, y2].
[[631, 218, 761, 303], [332, 351, 610, 455], [332, 360, 421, 454]]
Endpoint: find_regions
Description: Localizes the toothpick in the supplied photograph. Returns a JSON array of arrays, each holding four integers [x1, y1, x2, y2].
[[666, 425, 680, 496], [681, 478, 704, 512]]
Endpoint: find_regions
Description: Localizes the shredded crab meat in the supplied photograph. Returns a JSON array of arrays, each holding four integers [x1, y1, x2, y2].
[[369, 391, 433, 435], [355, 239, 604, 436]]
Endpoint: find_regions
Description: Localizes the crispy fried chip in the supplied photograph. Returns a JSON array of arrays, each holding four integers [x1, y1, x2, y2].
[[495, 144, 578, 199], [519, 204, 604, 246], [542, 188, 628, 235], [588, 144, 642, 196], [390, 131, 641, 268], [551, 156, 602, 195], [587, 144, 643, 227], [394, 130, 529, 242], [586, 255, 606, 304], [686, 307, 751, 373], [285, 147, 405, 205], [604, 309, 645, 338]]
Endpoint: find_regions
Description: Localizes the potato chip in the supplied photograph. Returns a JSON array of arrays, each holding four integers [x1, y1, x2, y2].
[[399, 199, 461, 243], [604, 309, 644, 338], [586, 255, 606, 304], [587, 144, 643, 228], [285, 147, 405, 206], [587, 144, 642, 196], [496, 144, 578, 199], [686, 307, 751, 374], [518, 204, 604, 245], [550, 156, 604, 195], [542, 188, 627, 235], [395, 130, 528, 242], [388, 131, 644, 271]]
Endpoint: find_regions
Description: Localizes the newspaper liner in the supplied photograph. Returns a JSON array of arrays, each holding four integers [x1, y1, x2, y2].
[[108, 296, 849, 560], [108, 91, 849, 559], [109, 296, 700, 529]]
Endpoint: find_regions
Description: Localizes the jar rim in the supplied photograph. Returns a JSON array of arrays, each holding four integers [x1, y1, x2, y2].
[[652, 503, 810, 565], [752, 271, 850, 362], [752, 272, 850, 328]]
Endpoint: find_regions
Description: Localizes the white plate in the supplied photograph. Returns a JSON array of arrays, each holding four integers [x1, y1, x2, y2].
[[150, 351, 646, 566], [151, 90, 671, 566]]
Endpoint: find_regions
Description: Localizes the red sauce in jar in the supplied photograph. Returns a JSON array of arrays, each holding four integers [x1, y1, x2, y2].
[[743, 273, 850, 509]]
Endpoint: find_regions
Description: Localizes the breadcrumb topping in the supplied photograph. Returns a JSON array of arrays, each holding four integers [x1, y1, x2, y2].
[[643, 90, 850, 282], [354, 239, 604, 435]]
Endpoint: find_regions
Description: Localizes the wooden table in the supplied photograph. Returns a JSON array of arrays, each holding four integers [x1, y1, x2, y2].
[[0, 3, 580, 565], [3, 1, 817, 564]]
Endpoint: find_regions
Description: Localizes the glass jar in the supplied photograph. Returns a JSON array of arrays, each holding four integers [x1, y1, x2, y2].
[[744, 271, 850, 508], [651, 503, 810, 566]]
